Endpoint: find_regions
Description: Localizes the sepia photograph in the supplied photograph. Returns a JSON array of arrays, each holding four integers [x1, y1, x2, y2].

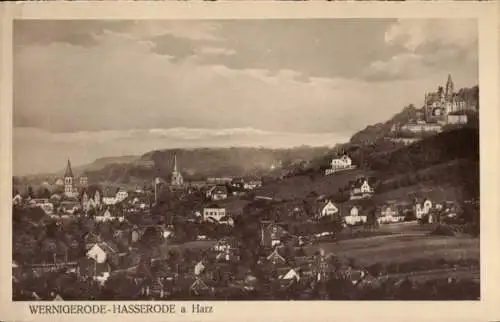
[[9, 17, 485, 303]]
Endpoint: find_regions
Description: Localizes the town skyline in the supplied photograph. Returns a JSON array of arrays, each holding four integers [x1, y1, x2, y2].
[[13, 19, 478, 175]]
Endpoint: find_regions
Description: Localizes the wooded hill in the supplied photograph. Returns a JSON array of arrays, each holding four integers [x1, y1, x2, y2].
[[81, 147, 332, 184]]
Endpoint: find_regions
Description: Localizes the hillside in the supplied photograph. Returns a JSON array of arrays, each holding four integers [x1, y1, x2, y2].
[[255, 127, 479, 205], [251, 168, 376, 201], [73, 155, 140, 175], [83, 146, 332, 184]]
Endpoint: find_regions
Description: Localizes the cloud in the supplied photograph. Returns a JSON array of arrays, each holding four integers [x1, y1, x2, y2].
[[364, 19, 478, 81], [198, 46, 236, 56], [13, 19, 479, 175], [364, 53, 430, 81], [384, 19, 477, 54], [14, 20, 135, 48]]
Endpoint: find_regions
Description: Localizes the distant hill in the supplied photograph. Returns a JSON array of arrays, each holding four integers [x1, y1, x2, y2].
[[73, 155, 140, 175], [83, 146, 332, 184]]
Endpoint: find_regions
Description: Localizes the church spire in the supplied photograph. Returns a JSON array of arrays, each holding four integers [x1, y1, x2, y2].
[[173, 153, 178, 173], [64, 159, 74, 178], [171, 153, 183, 186], [445, 73, 454, 98]]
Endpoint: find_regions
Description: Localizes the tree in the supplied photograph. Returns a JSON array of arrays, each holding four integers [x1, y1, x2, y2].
[[40, 239, 57, 263], [13, 233, 38, 264]]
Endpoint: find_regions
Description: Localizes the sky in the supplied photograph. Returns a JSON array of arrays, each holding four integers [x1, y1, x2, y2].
[[13, 19, 478, 175]]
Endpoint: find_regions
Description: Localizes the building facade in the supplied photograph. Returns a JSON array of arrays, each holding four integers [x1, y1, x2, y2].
[[64, 159, 74, 198]]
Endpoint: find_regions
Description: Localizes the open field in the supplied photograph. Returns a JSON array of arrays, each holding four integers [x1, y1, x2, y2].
[[372, 183, 464, 204], [254, 168, 375, 201], [305, 222, 479, 268]]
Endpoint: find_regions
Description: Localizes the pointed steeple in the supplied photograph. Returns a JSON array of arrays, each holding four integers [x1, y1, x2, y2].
[[173, 154, 178, 173], [445, 74, 454, 97], [64, 159, 74, 178]]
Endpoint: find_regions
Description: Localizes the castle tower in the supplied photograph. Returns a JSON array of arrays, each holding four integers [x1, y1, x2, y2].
[[445, 74, 454, 100], [170, 154, 184, 186], [64, 159, 74, 197]]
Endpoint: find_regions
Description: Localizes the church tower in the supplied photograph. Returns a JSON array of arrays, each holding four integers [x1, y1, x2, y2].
[[64, 159, 74, 197], [170, 154, 184, 186], [445, 74, 454, 100]]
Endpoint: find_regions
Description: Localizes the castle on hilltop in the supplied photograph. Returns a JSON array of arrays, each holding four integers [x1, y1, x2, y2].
[[393, 74, 477, 135], [422, 74, 475, 124]]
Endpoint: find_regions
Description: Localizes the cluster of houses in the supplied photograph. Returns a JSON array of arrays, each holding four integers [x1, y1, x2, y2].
[[14, 225, 375, 301]]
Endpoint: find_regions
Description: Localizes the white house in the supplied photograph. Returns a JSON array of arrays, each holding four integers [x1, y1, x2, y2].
[[86, 244, 107, 264], [378, 205, 405, 224], [86, 241, 117, 264], [325, 154, 356, 175], [244, 181, 263, 190], [115, 189, 128, 203], [162, 228, 174, 239], [344, 205, 367, 225], [280, 268, 300, 281], [350, 179, 374, 200], [331, 155, 352, 169], [194, 261, 205, 276], [317, 200, 339, 219], [12, 194, 23, 205], [102, 197, 117, 206], [95, 209, 113, 222], [414, 199, 433, 219], [202, 204, 227, 222], [360, 180, 373, 194]]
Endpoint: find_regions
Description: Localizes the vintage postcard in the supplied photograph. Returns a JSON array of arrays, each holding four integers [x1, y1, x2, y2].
[[1, 1, 499, 322]]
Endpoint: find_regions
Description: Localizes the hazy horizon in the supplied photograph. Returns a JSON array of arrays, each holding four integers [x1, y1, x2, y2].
[[14, 127, 349, 176], [13, 19, 478, 175]]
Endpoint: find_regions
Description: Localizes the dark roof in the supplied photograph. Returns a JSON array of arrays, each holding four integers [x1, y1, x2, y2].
[[205, 203, 224, 209], [64, 159, 74, 178], [212, 185, 228, 195]]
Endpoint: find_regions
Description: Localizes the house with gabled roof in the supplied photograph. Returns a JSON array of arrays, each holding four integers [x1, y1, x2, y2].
[[190, 278, 212, 296], [95, 208, 113, 222], [53, 294, 64, 301], [378, 203, 405, 224], [350, 178, 374, 200], [207, 185, 228, 201], [280, 268, 300, 282], [266, 248, 287, 266], [86, 241, 118, 264], [342, 203, 368, 226], [313, 199, 340, 219]]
